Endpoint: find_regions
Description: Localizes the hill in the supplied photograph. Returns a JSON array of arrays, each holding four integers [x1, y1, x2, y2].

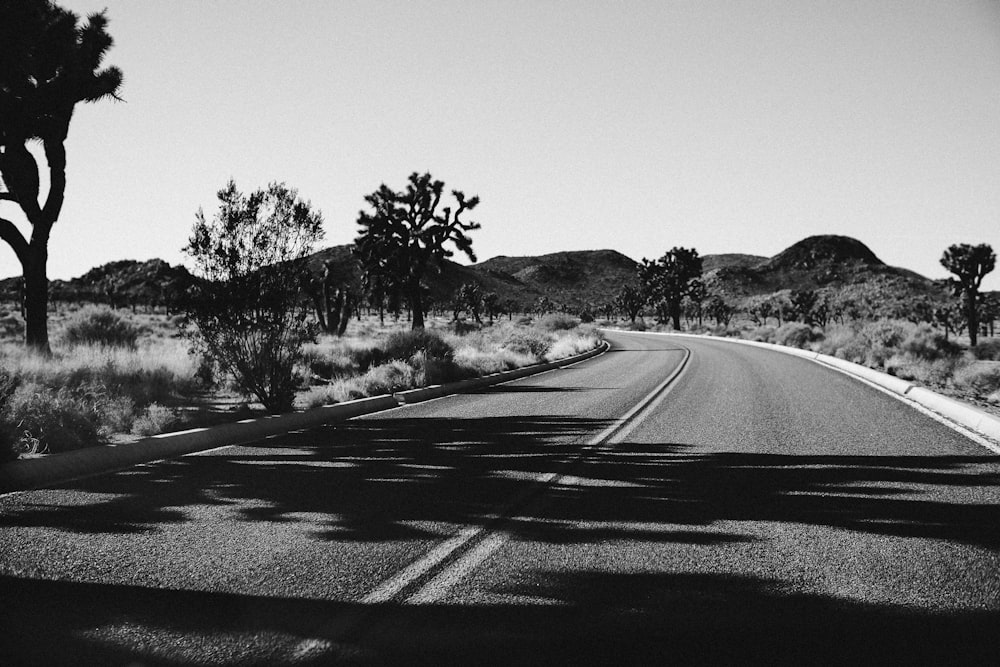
[[469, 249, 638, 311], [0, 235, 963, 319]]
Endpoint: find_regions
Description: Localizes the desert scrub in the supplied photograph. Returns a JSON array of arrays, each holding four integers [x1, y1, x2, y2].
[[2, 339, 200, 407], [535, 313, 581, 332], [3, 382, 105, 454], [132, 403, 180, 436], [60, 306, 143, 349], [303, 360, 420, 408], [952, 361, 1000, 397], [972, 338, 1000, 361], [772, 323, 821, 349]]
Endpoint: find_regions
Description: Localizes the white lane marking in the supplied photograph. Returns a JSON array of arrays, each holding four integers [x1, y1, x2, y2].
[[405, 532, 509, 604], [360, 526, 481, 604], [399, 345, 692, 604], [817, 361, 1000, 455]]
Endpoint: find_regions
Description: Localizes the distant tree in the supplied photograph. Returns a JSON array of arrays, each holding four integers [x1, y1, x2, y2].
[[980, 293, 998, 338], [482, 291, 500, 325], [638, 247, 703, 330], [303, 259, 356, 337], [182, 181, 323, 413], [745, 296, 774, 326], [705, 294, 734, 327], [789, 290, 818, 325], [354, 172, 480, 330], [934, 304, 966, 341], [535, 295, 554, 315], [940, 243, 995, 346], [456, 282, 483, 324], [0, 1, 123, 351], [615, 283, 645, 323]]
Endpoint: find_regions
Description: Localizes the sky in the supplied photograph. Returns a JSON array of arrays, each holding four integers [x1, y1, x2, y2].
[[3, 0, 999, 289]]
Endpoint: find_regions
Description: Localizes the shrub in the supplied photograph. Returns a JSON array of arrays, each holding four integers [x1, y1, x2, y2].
[[502, 329, 551, 358], [380, 329, 454, 364], [578, 309, 595, 324], [182, 181, 324, 413], [952, 361, 1000, 396], [859, 320, 912, 367], [0, 313, 24, 339], [3, 382, 103, 453], [746, 326, 775, 343], [972, 338, 1000, 361], [535, 313, 580, 332], [773, 323, 821, 349], [898, 324, 961, 361], [132, 403, 179, 436], [61, 306, 141, 349], [884, 355, 964, 385]]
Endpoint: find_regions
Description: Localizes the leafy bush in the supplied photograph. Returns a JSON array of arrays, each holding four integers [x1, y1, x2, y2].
[[773, 323, 821, 349], [182, 180, 324, 413], [132, 403, 179, 436], [578, 309, 595, 324], [502, 329, 551, 358], [746, 326, 775, 343], [858, 320, 912, 367], [972, 338, 1000, 361], [380, 329, 454, 364], [898, 324, 961, 361], [535, 313, 580, 331], [952, 361, 1000, 396], [3, 382, 103, 453], [61, 306, 142, 349], [0, 313, 24, 339]]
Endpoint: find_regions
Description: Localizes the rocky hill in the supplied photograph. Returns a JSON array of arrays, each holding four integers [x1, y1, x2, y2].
[[0, 235, 966, 318]]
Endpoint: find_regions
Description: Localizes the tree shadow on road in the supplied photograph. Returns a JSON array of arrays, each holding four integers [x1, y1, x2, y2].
[[2, 570, 997, 666], [1, 415, 999, 549]]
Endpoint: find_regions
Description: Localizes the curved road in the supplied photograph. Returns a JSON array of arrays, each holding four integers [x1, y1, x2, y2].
[[1, 331, 997, 664]]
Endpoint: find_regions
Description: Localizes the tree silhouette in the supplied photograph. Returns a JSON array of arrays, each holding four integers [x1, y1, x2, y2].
[[638, 247, 703, 330], [615, 284, 645, 323], [0, 1, 123, 352], [940, 243, 995, 346], [182, 181, 324, 413], [354, 172, 480, 330]]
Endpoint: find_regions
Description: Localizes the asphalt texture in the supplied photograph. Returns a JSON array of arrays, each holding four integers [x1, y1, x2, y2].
[[1, 331, 997, 665]]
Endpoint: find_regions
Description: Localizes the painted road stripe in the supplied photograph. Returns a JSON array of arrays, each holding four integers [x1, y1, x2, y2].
[[401, 345, 692, 604]]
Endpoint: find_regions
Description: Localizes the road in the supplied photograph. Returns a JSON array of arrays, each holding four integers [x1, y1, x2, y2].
[[1, 330, 998, 665]]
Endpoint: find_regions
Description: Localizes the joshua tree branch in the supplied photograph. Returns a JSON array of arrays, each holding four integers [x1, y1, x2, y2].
[[0, 216, 29, 265]]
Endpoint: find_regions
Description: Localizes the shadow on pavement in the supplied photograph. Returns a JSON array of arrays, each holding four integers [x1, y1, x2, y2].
[[2, 413, 999, 664], [2, 571, 997, 666]]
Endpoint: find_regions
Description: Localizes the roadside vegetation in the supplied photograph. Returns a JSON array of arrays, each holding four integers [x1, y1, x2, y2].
[[0, 304, 601, 460]]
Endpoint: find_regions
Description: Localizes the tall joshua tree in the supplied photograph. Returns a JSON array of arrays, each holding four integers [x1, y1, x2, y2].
[[941, 243, 995, 346], [354, 172, 480, 330], [0, 0, 123, 352]]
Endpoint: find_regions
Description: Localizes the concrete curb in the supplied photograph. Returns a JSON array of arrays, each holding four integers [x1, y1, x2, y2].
[[0, 341, 610, 493], [393, 341, 610, 404], [611, 329, 1000, 449]]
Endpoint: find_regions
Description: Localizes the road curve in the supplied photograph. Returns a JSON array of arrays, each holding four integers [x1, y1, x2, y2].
[[1, 331, 998, 665]]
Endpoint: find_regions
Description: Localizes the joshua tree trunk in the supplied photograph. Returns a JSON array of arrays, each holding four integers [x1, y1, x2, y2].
[[22, 246, 50, 352]]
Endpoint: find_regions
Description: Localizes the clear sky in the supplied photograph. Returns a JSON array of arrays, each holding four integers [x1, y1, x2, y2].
[[4, 0, 999, 289]]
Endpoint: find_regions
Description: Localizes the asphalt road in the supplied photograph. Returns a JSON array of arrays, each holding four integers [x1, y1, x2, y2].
[[1, 331, 998, 665]]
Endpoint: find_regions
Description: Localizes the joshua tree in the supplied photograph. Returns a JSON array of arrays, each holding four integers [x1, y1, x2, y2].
[[482, 291, 500, 325], [941, 243, 995, 346], [303, 260, 356, 337], [0, 1, 123, 351], [638, 247, 703, 330], [354, 172, 480, 330], [615, 283, 645, 323]]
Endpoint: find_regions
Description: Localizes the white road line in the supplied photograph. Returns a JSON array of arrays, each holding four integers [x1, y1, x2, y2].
[[405, 532, 509, 604], [399, 345, 692, 604], [360, 526, 481, 604]]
